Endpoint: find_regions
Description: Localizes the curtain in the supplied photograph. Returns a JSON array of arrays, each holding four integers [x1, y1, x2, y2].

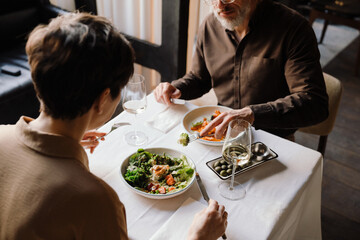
[[187, 1, 211, 71], [96, 0, 162, 45], [96, 0, 162, 93]]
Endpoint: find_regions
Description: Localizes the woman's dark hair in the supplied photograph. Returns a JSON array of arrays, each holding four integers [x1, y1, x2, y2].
[[26, 12, 135, 119]]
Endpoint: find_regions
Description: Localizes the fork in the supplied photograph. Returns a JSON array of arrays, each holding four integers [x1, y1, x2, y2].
[[96, 122, 130, 140], [188, 132, 215, 144]]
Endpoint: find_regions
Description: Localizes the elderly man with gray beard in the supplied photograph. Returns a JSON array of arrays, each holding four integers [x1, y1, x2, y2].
[[154, 0, 329, 141]]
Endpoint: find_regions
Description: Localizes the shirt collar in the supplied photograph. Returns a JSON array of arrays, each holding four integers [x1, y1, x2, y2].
[[15, 116, 89, 169]]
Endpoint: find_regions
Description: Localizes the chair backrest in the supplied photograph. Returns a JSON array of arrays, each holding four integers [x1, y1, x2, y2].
[[299, 72, 343, 136]]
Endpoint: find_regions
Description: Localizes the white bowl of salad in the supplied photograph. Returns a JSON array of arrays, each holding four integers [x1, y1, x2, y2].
[[120, 148, 196, 199]]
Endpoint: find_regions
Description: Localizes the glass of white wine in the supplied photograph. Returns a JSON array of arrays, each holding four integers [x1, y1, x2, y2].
[[218, 119, 252, 200], [122, 74, 148, 146]]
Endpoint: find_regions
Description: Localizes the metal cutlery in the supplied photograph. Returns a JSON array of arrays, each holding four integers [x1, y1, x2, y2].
[[188, 132, 215, 144], [96, 122, 130, 140], [195, 172, 227, 239], [195, 172, 210, 202], [170, 98, 186, 105]]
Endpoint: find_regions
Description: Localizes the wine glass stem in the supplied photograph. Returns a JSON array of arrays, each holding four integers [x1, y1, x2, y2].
[[134, 113, 137, 138], [229, 161, 237, 190]]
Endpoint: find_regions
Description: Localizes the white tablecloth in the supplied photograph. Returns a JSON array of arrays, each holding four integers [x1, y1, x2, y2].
[[87, 94, 323, 240]]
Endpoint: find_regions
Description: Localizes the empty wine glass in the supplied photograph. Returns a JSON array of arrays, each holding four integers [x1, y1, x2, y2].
[[219, 119, 252, 200], [122, 74, 148, 145]]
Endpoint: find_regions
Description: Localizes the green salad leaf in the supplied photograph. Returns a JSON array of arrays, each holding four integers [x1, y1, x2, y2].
[[191, 121, 203, 128], [124, 166, 148, 188]]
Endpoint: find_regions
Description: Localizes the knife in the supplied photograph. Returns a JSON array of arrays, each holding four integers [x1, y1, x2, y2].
[[196, 172, 210, 201], [170, 98, 186, 105], [195, 172, 227, 240]]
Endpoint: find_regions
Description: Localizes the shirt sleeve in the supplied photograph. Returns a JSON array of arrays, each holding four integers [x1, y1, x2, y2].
[[171, 19, 212, 100], [249, 19, 329, 130]]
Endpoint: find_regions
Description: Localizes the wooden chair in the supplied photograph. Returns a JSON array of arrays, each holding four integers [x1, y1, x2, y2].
[[299, 73, 343, 156], [308, 0, 360, 75]]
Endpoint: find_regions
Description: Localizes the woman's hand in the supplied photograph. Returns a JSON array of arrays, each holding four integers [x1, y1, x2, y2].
[[187, 199, 228, 240], [80, 130, 106, 153]]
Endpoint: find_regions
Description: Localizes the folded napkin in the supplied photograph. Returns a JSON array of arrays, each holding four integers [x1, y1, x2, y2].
[[146, 104, 189, 133], [150, 197, 206, 240]]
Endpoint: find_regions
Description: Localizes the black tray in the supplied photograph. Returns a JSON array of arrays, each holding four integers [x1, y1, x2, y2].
[[206, 142, 278, 180]]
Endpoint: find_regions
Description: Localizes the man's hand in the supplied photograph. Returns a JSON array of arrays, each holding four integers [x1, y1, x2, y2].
[[187, 199, 228, 240], [154, 82, 181, 105], [200, 107, 255, 139], [80, 130, 106, 154]]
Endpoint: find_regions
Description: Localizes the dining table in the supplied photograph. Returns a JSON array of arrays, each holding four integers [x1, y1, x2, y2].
[[87, 93, 323, 240]]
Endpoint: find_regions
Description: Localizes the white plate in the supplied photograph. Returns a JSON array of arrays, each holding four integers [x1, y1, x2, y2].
[[119, 147, 196, 199], [182, 105, 232, 146]]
